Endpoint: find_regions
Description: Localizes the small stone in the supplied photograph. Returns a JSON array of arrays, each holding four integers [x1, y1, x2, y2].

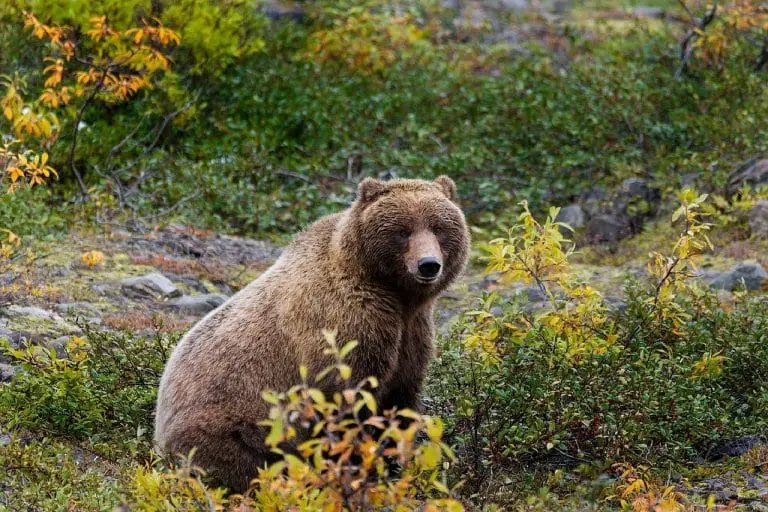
[[121, 272, 181, 300], [604, 296, 628, 313], [0, 432, 10, 446], [0, 363, 16, 382], [707, 262, 768, 291], [45, 336, 71, 359], [749, 200, 768, 237], [0, 271, 18, 286], [520, 286, 547, 303], [168, 294, 228, 315]]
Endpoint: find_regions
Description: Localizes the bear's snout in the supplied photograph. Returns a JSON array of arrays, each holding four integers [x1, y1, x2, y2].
[[417, 256, 442, 281], [407, 230, 443, 283]]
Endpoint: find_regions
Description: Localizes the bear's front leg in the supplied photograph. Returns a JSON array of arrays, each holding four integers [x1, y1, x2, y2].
[[378, 311, 434, 413]]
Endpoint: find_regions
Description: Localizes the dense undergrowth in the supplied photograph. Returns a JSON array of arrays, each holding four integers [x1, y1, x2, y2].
[[1, 191, 767, 510], [1, 0, 768, 241], [3, 0, 768, 510]]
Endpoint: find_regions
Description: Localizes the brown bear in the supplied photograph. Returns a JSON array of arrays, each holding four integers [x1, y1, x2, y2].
[[153, 175, 470, 492]]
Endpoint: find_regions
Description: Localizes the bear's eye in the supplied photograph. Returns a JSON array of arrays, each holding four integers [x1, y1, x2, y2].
[[398, 228, 411, 239]]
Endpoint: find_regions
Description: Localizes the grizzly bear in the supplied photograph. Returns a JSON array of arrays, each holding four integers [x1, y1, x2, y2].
[[153, 175, 470, 491]]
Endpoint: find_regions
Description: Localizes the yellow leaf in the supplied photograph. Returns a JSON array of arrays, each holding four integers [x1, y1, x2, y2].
[[80, 250, 104, 267]]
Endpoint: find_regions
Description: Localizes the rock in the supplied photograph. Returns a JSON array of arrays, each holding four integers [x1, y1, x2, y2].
[[749, 200, 768, 237], [45, 336, 71, 359], [520, 285, 547, 303], [0, 432, 10, 446], [469, 272, 501, 292], [707, 262, 768, 291], [582, 186, 607, 218], [631, 6, 666, 18], [1, 306, 82, 336], [618, 177, 651, 199], [168, 294, 228, 315], [604, 295, 628, 314], [262, 2, 307, 23], [0, 363, 16, 382], [119, 229, 281, 267], [705, 435, 768, 460], [51, 266, 70, 278], [500, 0, 528, 9], [0, 271, 18, 286], [173, 276, 210, 294], [727, 158, 768, 197], [585, 214, 630, 244], [440, 0, 461, 10], [4, 305, 59, 320], [56, 302, 102, 318], [581, 178, 659, 245], [90, 284, 108, 296], [556, 204, 587, 230], [615, 178, 660, 227], [121, 272, 181, 299]]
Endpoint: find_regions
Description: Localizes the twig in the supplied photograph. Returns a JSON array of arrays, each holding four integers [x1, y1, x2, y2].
[[755, 34, 768, 72], [68, 75, 105, 198], [119, 99, 195, 197], [276, 169, 315, 184], [674, 1, 718, 79], [138, 191, 201, 221]]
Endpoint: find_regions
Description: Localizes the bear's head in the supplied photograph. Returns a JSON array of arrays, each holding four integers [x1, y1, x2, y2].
[[345, 175, 470, 300]]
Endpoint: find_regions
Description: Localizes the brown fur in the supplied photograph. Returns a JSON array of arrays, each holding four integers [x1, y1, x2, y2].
[[153, 176, 470, 491]]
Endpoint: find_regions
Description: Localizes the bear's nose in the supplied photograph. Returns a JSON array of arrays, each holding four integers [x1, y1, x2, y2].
[[417, 257, 442, 280]]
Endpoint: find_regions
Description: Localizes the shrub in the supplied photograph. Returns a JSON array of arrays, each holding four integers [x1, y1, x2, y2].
[[126, 331, 462, 511], [428, 191, 768, 498], [0, 328, 173, 442]]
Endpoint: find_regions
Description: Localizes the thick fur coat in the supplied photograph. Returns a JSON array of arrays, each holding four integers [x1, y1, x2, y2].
[[154, 176, 470, 491]]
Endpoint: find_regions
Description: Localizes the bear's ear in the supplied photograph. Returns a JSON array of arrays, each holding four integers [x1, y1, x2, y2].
[[434, 175, 457, 201], [357, 177, 387, 203]]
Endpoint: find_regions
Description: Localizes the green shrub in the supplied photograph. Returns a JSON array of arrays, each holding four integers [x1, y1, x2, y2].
[[0, 328, 174, 442], [428, 194, 768, 499]]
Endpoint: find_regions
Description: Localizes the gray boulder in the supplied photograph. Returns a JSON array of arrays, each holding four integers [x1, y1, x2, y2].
[[615, 178, 660, 230], [556, 204, 587, 230], [582, 178, 659, 245], [749, 199, 768, 237], [727, 158, 768, 197], [585, 214, 630, 244], [169, 294, 228, 315], [121, 272, 181, 300], [706, 262, 768, 291]]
